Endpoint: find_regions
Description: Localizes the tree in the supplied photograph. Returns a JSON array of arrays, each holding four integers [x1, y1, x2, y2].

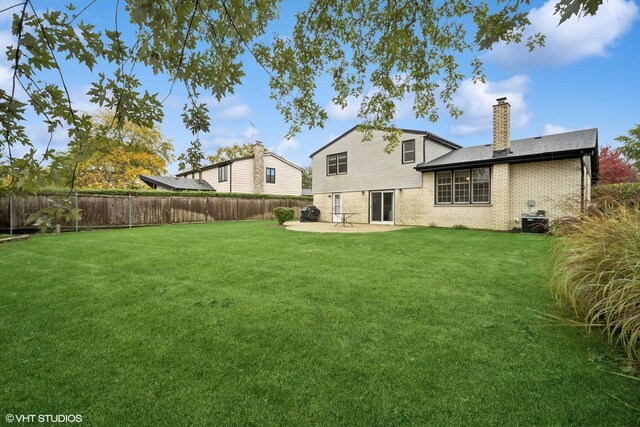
[[206, 143, 265, 165], [0, 0, 607, 196], [598, 146, 638, 185], [177, 139, 205, 172], [615, 124, 640, 167], [69, 112, 174, 189], [302, 166, 312, 189]]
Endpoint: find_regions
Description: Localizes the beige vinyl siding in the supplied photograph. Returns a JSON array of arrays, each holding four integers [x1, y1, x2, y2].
[[312, 129, 452, 194], [230, 158, 255, 193], [201, 166, 231, 192], [424, 138, 454, 163], [264, 155, 303, 196]]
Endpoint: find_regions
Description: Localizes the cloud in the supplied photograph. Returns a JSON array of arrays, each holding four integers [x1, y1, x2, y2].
[[203, 125, 259, 149], [487, 0, 639, 67], [204, 94, 252, 121], [327, 95, 361, 120], [274, 137, 299, 155], [542, 123, 572, 135], [217, 103, 251, 120], [450, 75, 531, 136]]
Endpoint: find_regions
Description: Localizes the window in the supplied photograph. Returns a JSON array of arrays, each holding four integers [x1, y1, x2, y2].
[[218, 165, 228, 182], [472, 168, 490, 203], [453, 170, 470, 203], [266, 167, 276, 183], [402, 139, 415, 163], [327, 152, 347, 175], [436, 167, 491, 204], [436, 172, 452, 204]]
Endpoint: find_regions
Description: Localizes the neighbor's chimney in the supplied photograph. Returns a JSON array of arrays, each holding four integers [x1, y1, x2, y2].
[[493, 97, 511, 156], [253, 141, 265, 194]]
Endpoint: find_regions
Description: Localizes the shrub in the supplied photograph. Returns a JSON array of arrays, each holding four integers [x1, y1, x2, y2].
[[551, 205, 640, 363], [591, 183, 640, 210], [452, 224, 468, 230], [273, 207, 295, 225]]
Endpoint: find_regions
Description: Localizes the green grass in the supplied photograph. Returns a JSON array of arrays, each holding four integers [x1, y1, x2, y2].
[[1, 222, 638, 425]]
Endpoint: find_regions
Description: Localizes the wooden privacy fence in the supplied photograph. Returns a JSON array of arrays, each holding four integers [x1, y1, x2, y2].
[[0, 193, 310, 232]]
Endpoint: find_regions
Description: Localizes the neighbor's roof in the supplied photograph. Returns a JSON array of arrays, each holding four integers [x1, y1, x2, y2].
[[176, 152, 303, 177], [309, 125, 461, 158], [139, 175, 216, 191], [416, 128, 599, 172]]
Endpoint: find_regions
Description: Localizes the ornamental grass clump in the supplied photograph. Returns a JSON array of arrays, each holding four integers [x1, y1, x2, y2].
[[552, 206, 640, 363]]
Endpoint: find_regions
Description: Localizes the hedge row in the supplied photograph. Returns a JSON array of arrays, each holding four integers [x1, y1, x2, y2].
[[38, 188, 313, 201], [591, 182, 640, 209]]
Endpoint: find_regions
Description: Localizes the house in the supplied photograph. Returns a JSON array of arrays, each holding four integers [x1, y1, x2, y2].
[[139, 175, 216, 191], [310, 98, 599, 230], [176, 142, 304, 196]]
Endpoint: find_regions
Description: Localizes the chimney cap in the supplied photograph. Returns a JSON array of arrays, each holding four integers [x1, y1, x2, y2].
[[496, 97, 507, 103]]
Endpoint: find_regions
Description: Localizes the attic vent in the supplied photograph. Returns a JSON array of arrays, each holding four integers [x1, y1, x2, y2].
[[534, 136, 542, 139]]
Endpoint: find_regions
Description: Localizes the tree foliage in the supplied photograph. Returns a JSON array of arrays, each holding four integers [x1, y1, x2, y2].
[[598, 146, 638, 185], [302, 166, 312, 189], [615, 123, 640, 167], [206, 142, 263, 166], [69, 112, 174, 189], [177, 139, 205, 172], [0, 0, 606, 195]]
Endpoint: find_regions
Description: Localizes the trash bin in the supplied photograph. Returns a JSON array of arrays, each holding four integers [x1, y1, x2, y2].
[[300, 205, 320, 222]]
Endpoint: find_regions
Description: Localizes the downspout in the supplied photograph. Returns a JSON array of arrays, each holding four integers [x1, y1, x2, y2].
[[580, 152, 585, 213]]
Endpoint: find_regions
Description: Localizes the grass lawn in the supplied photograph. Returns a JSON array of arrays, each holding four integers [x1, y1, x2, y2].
[[1, 222, 638, 425]]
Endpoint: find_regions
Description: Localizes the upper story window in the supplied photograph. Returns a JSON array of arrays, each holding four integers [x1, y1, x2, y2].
[[218, 165, 228, 182], [266, 167, 276, 184], [402, 139, 415, 163], [436, 167, 490, 205], [327, 152, 347, 175]]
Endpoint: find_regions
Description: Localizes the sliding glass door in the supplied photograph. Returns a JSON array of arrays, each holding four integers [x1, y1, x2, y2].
[[370, 191, 394, 224]]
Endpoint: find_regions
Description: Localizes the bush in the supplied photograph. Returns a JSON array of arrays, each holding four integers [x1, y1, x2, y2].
[[552, 205, 640, 363], [273, 207, 295, 225], [591, 183, 640, 210]]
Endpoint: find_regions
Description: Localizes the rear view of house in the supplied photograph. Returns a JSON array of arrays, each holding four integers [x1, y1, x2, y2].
[[177, 142, 304, 196], [310, 98, 598, 230]]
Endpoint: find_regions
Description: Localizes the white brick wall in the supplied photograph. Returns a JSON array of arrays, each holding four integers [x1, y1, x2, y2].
[[314, 158, 587, 230]]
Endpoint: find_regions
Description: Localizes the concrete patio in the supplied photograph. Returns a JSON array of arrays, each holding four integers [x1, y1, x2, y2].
[[284, 221, 411, 233]]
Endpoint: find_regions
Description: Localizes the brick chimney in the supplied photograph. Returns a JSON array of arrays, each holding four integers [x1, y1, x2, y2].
[[492, 97, 511, 157], [253, 141, 265, 194]]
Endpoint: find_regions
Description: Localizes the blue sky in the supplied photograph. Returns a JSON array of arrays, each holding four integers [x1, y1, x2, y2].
[[1, 0, 639, 174]]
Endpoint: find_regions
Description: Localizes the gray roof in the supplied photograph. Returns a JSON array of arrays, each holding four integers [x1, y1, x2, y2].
[[416, 128, 598, 171], [139, 175, 216, 191]]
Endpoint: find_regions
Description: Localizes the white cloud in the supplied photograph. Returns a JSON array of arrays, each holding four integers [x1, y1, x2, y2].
[[203, 94, 252, 121], [204, 125, 259, 149], [274, 137, 299, 155], [450, 75, 532, 136], [542, 123, 572, 135], [487, 0, 639, 67], [217, 103, 251, 120], [327, 95, 361, 120]]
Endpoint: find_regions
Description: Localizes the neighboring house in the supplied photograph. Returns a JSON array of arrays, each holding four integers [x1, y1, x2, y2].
[[310, 98, 599, 230], [176, 142, 304, 196], [139, 175, 215, 191]]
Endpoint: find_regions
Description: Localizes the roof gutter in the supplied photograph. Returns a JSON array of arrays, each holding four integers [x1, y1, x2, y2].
[[415, 148, 596, 172]]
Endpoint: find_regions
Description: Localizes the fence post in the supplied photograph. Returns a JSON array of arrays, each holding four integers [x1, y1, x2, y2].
[[9, 195, 13, 235], [74, 192, 79, 232], [236, 198, 239, 221], [128, 194, 132, 228]]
